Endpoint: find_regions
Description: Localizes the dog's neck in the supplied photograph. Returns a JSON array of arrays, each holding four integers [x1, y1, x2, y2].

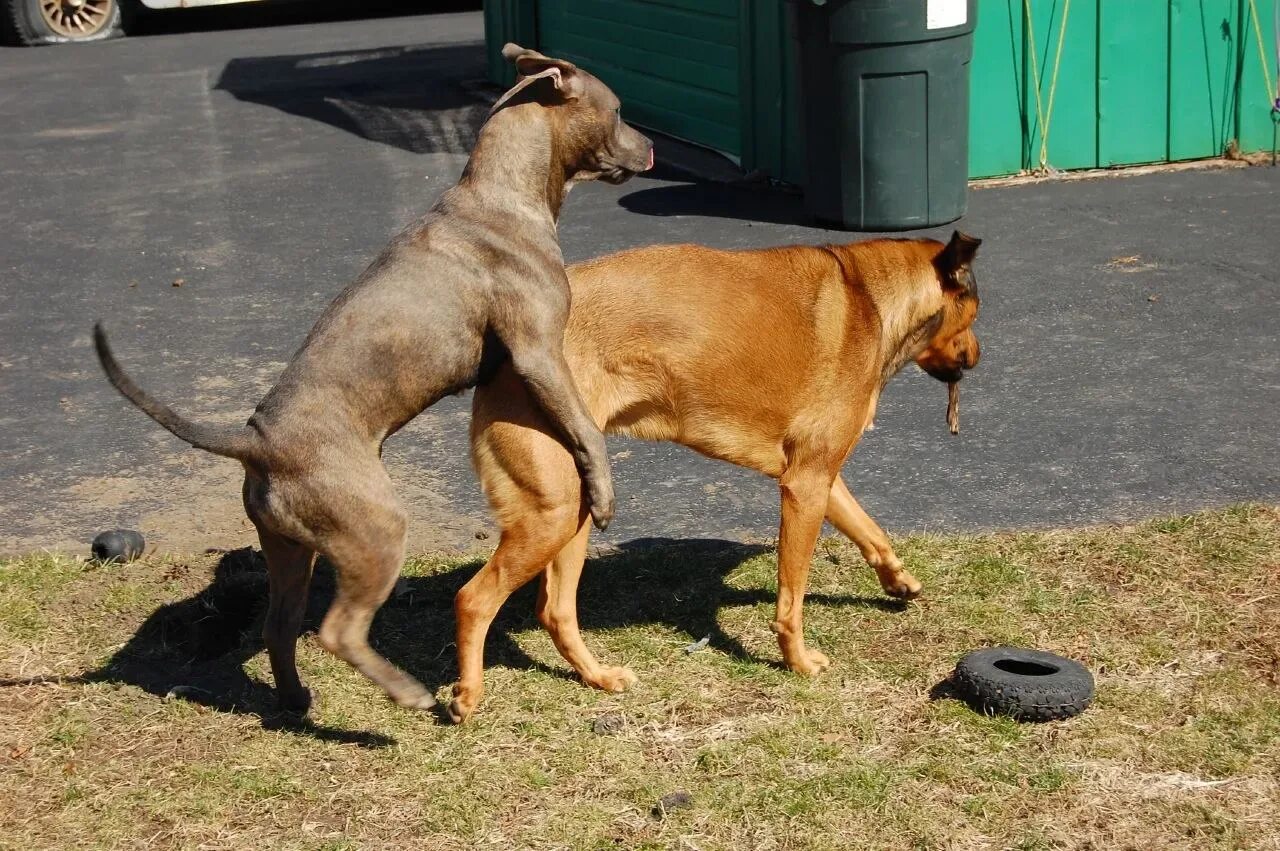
[[457, 104, 572, 222], [831, 242, 945, 385]]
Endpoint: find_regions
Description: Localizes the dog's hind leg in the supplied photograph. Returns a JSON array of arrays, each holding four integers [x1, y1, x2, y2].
[[447, 504, 580, 723], [536, 516, 638, 695], [824, 478, 921, 600], [257, 527, 317, 714], [313, 478, 435, 711]]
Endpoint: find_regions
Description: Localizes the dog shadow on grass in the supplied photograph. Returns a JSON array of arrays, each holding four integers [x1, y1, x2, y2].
[[70, 539, 903, 745]]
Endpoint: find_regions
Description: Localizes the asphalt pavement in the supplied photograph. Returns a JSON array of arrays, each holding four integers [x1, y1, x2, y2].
[[1, 8, 1277, 556]]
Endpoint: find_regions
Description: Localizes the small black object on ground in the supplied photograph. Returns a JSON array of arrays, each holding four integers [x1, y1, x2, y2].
[[652, 790, 692, 819], [90, 529, 146, 564], [950, 646, 1094, 722]]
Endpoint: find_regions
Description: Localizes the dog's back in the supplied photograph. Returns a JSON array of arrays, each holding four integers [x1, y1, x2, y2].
[[569, 244, 878, 450]]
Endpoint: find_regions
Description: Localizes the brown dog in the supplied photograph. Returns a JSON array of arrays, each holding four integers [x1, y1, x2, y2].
[[92, 45, 652, 715], [450, 232, 982, 722]]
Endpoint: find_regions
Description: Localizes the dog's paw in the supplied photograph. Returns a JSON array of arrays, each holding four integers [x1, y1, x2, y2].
[[445, 699, 471, 725], [586, 666, 638, 693], [277, 686, 313, 717], [589, 497, 615, 531], [787, 649, 831, 677], [446, 682, 482, 724], [881, 572, 923, 600], [392, 685, 438, 712]]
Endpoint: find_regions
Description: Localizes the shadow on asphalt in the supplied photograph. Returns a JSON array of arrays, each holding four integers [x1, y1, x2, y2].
[[214, 39, 739, 193], [617, 179, 823, 227], [44, 538, 903, 741], [216, 42, 491, 156]]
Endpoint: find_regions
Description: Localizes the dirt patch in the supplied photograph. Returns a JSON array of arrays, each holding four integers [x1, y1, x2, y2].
[[1, 452, 483, 558]]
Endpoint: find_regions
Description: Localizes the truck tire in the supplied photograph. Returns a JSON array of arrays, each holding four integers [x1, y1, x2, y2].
[[4, 0, 124, 46]]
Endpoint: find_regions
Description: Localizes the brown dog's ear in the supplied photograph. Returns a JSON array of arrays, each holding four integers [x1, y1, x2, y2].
[[944, 230, 982, 265], [492, 43, 584, 113], [936, 230, 982, 294]]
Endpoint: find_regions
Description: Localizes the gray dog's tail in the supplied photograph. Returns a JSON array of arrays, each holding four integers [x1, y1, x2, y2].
[[93, 323, 260, 463]]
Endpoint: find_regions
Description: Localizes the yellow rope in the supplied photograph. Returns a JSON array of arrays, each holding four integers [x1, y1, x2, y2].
[[1024, 0, 1072, 173], [1246, 0, 1278, 109]]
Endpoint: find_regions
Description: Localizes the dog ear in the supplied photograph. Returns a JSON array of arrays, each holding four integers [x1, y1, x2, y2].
[[503, 43, 579, 77], [936, 230, 982, 294], [944, 230, 982, 266], [493, 43, 584, 113]]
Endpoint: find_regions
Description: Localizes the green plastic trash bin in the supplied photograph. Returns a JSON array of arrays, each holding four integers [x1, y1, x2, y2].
[[790, 0, 977, 230]]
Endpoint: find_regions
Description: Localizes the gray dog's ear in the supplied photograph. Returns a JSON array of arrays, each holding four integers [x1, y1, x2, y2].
[[502, 42, 578, 75], [492, 43, 584, 113]]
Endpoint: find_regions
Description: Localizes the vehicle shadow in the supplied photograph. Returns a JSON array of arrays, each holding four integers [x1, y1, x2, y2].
[[214, 39, 721, 188], [216, 42, 492, 156], [66, 538, 904, 743]]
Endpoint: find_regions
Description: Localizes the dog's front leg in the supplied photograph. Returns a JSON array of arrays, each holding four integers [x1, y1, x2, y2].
[[771, 465, 836, 676], [499, 311, 614, 530], [825, 477, 922, 600]]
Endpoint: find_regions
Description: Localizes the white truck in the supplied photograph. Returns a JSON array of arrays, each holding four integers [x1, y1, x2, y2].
[[4, 0, 259, 45]]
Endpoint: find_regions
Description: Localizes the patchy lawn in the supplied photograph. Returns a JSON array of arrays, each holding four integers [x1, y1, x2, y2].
[[1, 505, 1278, 850]]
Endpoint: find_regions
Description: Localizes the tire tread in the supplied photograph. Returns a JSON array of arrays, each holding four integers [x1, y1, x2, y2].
[[951, 647, 1094, 722]]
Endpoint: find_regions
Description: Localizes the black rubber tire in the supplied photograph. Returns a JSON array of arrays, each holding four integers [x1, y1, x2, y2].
[[951, 646, 1094, 722], [4, 0, 124, 46]]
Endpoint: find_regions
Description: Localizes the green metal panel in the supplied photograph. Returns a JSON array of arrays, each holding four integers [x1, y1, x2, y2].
[[969, 0, 1026, 177], [1238, 0, 1279, 152], [1169, 0, 1241, 160], [484, 0, 536, 87], [740, 0, 804, 183], [1025, 0, 1098, 171], [1098, 2, 1169, 165], [535, 0, 743, 156], [484, 0, 1278, 183]]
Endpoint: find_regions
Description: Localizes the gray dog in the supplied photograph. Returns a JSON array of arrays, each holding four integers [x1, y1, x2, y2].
[[93, 44, 653, 714]]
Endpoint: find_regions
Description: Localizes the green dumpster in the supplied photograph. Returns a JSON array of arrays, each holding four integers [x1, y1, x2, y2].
[[790, 0, 977, 230]]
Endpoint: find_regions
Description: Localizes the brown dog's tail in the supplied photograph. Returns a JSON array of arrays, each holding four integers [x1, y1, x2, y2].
[[93, 323, 261, 463]]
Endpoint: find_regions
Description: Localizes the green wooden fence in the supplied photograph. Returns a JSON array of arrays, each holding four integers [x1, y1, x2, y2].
[[971, 0, 1279, 176], [486, 0, 1280, 180]]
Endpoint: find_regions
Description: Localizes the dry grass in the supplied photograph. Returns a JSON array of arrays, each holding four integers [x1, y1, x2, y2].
[[2, 505, 1278, 850]]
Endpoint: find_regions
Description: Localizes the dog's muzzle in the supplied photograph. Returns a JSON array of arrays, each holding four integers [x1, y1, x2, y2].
[[600, 154, 651, 184], [924, 365, 965, 383]]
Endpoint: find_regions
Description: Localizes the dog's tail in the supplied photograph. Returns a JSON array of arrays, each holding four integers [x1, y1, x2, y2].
[[93, 322, 261, 463]]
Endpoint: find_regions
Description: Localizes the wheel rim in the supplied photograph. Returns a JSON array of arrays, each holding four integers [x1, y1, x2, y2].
[[38, 0, 114, 38]]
